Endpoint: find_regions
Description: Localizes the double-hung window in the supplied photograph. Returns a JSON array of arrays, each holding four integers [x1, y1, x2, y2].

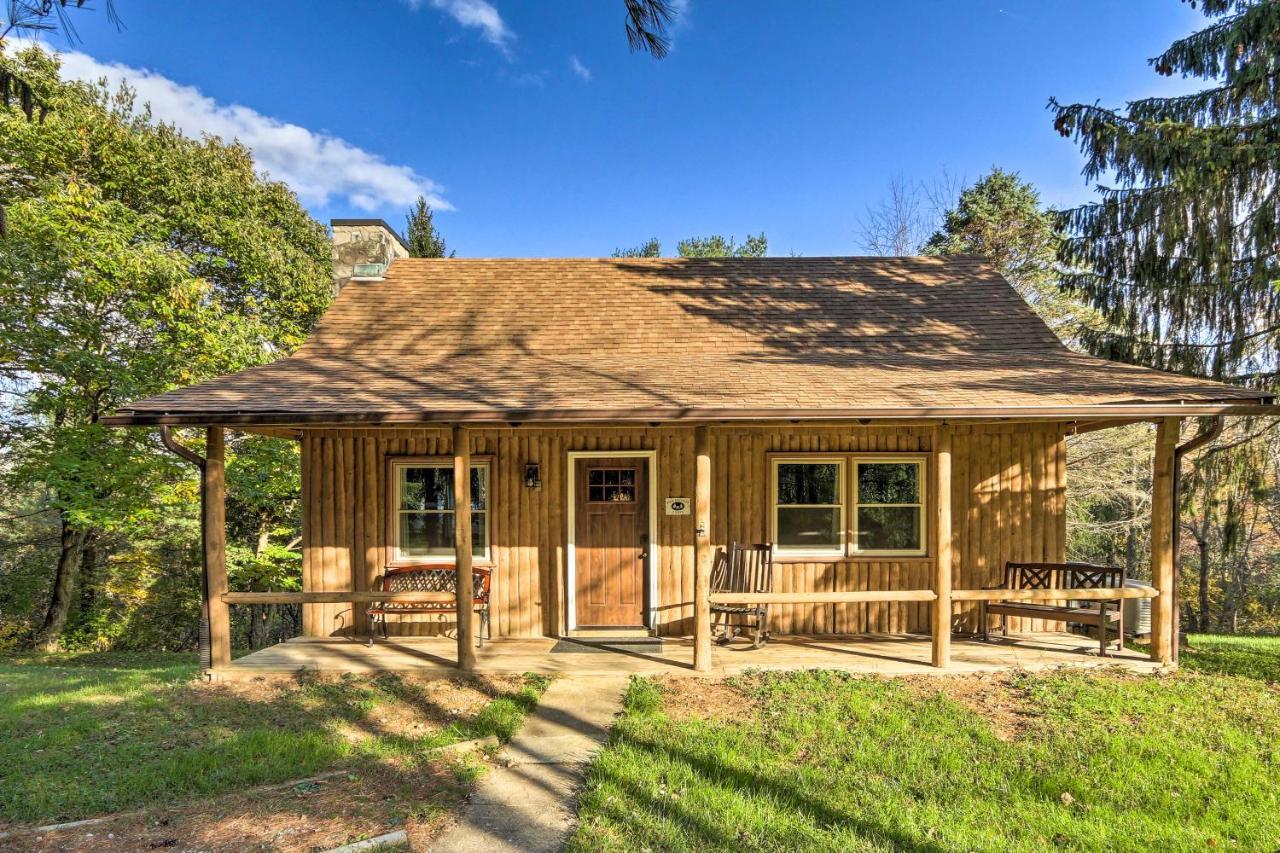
[[391, 459, 489, 562], [772, 459, 846, 557], [770, 455, 926, 557]]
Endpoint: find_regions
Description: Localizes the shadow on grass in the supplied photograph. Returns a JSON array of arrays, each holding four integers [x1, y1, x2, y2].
[[0, 657, 548, 827]]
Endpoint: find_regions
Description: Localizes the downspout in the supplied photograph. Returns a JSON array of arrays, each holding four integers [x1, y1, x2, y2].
[[159, 426, 213, 676], [1170, 415, 1224, 664]]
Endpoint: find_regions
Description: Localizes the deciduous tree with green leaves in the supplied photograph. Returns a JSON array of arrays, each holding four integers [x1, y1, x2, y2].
[[0, 46, 331, 649]]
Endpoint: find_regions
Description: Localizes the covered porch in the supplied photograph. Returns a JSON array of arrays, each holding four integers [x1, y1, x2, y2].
[[218, 631, 1160, 680], [189, 419, 1179, 676]]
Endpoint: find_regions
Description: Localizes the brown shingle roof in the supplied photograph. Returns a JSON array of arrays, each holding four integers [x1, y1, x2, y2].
[[109, 256, 1270, 424]]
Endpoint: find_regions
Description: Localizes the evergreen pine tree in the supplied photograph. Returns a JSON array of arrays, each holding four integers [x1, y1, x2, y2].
[[404, 196, 451, 258], [1049, 0, 1279, 386]]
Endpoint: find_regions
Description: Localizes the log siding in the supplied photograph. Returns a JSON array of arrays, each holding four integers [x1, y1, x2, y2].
[[299, 423, 1067, 638]]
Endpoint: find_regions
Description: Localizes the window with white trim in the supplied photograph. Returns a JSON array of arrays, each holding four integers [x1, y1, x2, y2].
[[772, 458, 845, 556], [853, 460, 925, 555], [770, 455, 926, 557], [392, 460, 489, 561]]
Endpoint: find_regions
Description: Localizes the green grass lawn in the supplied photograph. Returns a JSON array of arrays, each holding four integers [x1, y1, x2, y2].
[[0, 651, 548, 826], [572, 636, 1280, 852], [1181, 633, 1280, 682]]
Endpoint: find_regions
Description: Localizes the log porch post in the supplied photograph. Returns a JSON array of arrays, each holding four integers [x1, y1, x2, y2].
[[1150, 417, 1180, 664], [693, 424, 713, 672], [204, 427, 231, 671], [453, 424, 477, 670], [931, 425, 953, 668]]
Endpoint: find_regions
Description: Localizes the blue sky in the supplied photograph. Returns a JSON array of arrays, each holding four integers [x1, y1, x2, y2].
[[53, 0, 1202, 257]]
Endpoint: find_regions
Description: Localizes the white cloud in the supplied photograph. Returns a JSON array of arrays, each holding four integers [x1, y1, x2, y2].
[[569, 55, 592, 81], [57, 51, 450, 213], [408, 0, 513, 55]]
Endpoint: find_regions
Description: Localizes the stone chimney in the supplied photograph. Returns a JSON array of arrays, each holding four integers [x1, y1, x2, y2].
[[330, 219, 411, 294]]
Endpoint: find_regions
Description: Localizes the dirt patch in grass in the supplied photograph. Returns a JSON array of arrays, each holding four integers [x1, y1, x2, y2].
[[903, 671, 1038, 740], [652, 675, 759, 721], [22, 762, 470, 852]]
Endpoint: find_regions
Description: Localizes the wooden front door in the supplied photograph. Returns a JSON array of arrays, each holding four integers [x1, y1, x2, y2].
[[574, 458, 649, 627]]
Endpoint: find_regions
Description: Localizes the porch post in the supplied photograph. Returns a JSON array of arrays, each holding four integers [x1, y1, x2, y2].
[[204, 427, 231, 670], [453, 425, 477, 670], [931, 425, 953, 668], [693, 424, 713, 672], [1150, 417, 1180, 664]]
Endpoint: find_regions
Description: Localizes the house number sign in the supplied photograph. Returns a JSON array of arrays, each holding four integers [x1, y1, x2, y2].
[[665, 497, 691, 515]]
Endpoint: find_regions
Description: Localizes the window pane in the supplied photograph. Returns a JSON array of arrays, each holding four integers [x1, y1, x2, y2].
[[400, 467, 453, 511], [470, 467, 487, 511], [776, 507, 842, 551], [858, 463, 920, 504], [857, 506, 921, 552], [776, 463, 840, 505], [400, 511, 487, 558], [472, 511, 487, 558], [400, 466, 486, 511], [399, 512, 454, 557]]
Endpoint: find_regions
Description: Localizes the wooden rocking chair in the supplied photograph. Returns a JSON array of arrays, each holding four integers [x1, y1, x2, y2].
[[710, 542, 773, 649]]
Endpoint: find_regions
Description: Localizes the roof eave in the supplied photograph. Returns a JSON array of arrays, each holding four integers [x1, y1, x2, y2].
[[101, 400, 1280, 428]]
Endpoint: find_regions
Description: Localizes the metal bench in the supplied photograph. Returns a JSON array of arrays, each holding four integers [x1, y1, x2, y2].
[[982, 561, 1125, 656], [710, 542, 773, 649], [368, 565, 492, 646]]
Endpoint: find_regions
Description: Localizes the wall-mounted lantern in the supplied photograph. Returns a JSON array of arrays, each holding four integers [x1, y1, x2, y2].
[[523, 462, 542, 491]]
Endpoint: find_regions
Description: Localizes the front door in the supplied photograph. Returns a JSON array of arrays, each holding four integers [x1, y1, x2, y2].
[[574, 457, 649, 627]]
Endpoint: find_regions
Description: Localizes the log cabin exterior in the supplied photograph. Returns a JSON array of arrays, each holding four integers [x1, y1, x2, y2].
[[106, 220, 1276, 676]]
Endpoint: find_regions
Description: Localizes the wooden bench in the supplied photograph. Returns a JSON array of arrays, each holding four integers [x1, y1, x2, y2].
[[982, 562, 1126, 656], [368, 565, 492, 646], [710, 543, 773, 649]]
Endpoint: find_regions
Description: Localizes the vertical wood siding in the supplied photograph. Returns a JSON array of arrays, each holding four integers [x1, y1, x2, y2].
[[299, 423, 1065, 638]]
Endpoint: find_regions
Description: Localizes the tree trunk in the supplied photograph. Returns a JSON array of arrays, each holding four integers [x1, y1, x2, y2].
[[36, 517, 89, 651], [1197, 536, 1211, 633], [78, 538, 98, 619]]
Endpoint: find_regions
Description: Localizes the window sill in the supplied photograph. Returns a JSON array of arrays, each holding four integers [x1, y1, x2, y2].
[[387, 558, 495, 569], [772, 553, 932, 564]]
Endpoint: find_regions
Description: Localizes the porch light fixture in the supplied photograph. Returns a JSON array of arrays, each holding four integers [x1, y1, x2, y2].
[[523, 462, 542, 490]]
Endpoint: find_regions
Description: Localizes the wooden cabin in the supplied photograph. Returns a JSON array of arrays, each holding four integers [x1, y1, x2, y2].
[[105, 220, 1275, 676]]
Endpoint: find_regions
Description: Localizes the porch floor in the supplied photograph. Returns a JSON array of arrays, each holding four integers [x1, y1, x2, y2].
[[219, 632, 1160, 680]]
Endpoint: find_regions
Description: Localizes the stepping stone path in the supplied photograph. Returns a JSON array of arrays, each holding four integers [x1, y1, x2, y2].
[[431, 675, 628, 852]]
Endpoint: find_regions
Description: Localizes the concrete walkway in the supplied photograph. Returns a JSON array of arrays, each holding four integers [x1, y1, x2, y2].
[[431, 675, 629, 852]]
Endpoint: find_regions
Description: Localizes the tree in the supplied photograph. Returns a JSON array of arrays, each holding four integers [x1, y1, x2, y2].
[[611, 234, 768, 258], [404, 195, 451, 258], [1049, 0, 1278, 385], [1, 0, 121, 236], [0, 46, 331, 649], [676, 233, 768, 258], [612, 237, 661, 258], [1050, 0, 1280, 634], [624, 0, 675, 58], [856, 173, 962, 257], [922, 167, 1097, 341]]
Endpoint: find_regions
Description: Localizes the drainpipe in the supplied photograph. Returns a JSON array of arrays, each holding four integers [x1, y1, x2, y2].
[[159, 426, 214, 676], [1170, 415, 1224, 664]]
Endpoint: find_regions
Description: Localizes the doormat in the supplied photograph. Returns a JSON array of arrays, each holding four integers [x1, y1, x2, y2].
[[550, 640, 664, 654]]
